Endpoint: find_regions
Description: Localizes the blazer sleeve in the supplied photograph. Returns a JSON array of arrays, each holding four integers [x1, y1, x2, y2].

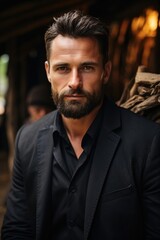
[[143, 130, 160, 239], [1, 127, 34, 240]]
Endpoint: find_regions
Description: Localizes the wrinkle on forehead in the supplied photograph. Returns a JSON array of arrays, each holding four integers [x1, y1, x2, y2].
[[49, 35, 102, 63]]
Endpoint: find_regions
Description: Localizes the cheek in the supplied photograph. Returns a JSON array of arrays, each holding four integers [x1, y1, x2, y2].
[[84, 80, 104, 94], [50, 78, 67, 93]]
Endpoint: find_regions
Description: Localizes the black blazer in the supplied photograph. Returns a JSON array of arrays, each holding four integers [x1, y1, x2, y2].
[[2, 99, 160, 240]]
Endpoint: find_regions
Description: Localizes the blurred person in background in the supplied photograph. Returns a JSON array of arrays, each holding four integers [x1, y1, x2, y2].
[[26, 84, 56, 123]]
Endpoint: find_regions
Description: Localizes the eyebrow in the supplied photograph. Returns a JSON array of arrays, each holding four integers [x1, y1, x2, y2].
[[52, 63, 69, 69], [80, 61, 98, 66], [52, 61, 99, 69]]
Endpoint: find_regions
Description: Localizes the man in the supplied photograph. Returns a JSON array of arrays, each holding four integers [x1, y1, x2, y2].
[[1, 10, 160, 240]]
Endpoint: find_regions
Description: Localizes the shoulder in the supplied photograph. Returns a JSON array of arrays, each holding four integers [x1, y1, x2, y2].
[[119, 105, 160, 134], [16, 110, 57, 146], [103, 98, 160, 140], [116, 104, 160, 153]]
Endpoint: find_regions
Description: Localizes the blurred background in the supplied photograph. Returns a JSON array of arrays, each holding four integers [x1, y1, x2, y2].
[[0, 0, 160, 227]]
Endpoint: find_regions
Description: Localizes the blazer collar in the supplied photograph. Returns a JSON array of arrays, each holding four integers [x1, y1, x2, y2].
[[84, 99, 121, 240], [35, 111, 58, 239]]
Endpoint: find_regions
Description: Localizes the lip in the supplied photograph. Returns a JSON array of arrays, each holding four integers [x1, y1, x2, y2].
[[64, 95, 84, 98]]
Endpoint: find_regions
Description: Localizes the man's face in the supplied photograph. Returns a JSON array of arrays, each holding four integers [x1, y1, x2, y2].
[[45, 35, 111, 119]]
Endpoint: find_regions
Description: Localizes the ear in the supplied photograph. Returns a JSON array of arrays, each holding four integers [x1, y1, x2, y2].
[[45, 61, 51, 83], [103, 61, 112, 84]]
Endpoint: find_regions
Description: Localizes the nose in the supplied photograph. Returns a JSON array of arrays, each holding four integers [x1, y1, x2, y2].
[[68, 69, 82, 90]]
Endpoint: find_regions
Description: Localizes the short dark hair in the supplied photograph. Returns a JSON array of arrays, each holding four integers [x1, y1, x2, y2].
[[44, 10, 109, 64]]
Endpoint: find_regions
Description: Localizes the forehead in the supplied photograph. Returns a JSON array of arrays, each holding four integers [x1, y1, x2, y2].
[[49, 35, 102, 62]]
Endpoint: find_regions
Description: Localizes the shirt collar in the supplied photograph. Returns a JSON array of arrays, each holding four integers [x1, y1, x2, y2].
[[52, 111, 65, 147], [52, 103, 104, 148]]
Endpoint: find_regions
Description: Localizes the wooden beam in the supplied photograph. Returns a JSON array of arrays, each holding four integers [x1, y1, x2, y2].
[[0, 0, 89, 43]]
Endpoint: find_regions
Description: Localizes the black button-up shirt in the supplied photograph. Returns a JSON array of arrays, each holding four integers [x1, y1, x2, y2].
[[51, 108, 103, 240]]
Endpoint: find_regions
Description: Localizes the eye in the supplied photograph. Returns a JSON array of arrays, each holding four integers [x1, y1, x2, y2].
[[56, 65, 70, 73], [81, 65, 95, 72]]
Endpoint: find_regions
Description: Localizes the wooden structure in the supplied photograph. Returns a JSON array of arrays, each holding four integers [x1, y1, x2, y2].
[[118, 65, 160, 123]]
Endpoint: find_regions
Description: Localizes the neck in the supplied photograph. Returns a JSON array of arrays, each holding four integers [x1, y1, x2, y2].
[[61, 103, 102, 158]]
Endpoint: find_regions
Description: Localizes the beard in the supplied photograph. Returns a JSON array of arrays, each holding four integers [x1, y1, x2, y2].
[[51, 87, 104, 119]]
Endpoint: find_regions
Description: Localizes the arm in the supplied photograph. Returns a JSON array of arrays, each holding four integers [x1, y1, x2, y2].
[[143, 130, 160, 239], [1, 127, 34, 239]]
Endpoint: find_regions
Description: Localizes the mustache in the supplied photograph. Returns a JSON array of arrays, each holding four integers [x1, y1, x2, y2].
[[60, 88, 87, 96]]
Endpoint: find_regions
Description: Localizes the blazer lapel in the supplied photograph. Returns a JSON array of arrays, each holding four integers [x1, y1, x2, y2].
[[84, 100, 121, 240], [36, 126, 54, 240]]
